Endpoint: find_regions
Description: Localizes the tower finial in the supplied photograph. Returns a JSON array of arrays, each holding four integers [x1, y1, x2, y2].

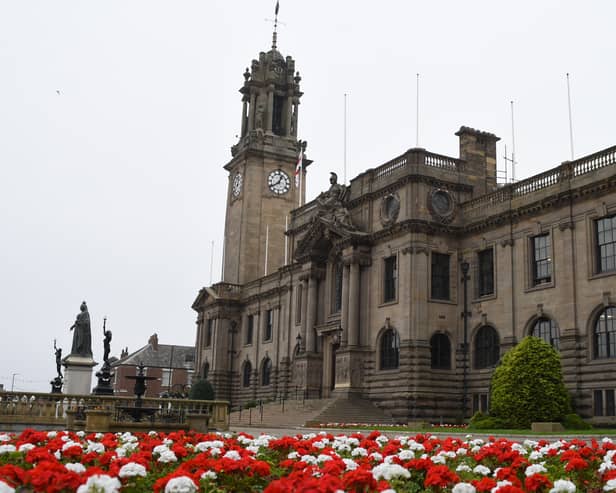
[[272, 1, 280, 49]]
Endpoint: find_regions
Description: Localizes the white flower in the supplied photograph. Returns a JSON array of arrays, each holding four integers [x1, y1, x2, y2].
[[529, 451, 544, 461], [398, 449, 415, 460], [47, 431, 58, 439], [603, 438, 614, 444], [118, 462, 147, 478], [491, 480, 512, 493], [473, 464, 491, 476], [195, 440, 224, 452], [313, 440, 326, 449], [65, 462, 87, 473], [604, 479, 616, 492], [153, 444, 170, 455], [86, 441, 105, 454], [164, 476, 197, 493], [54, 450, 61, 460], [201, 470, 217, 480], [351, 447, 368, 457], [209, 447, 221, 457], [456, 448, 468, 456], [370, 452, 383, 462], [549, 479, 576, 493], [287, 451, 299, 460], [375, 435, 389, 444], [431, 454, 447, 464], [18, 443, 35, 453], [525, 463, 547, 476], [343, 458, 358, 471], [456, 464, 472, 473], [300, 454, 318, 465], [372, 463, 411, 481], [76, 474, 121, 493], [0, 445, 16, 455], [0, 480, 15, 493], [317, 454, 333, 462], [62, 441, 83, 452], [95, 433, 104, 439], [157, 449, 178, 463], [453, 484, 477, 493], [246, 445, 259, 454], [223, 450, 241, 461], [407, 440, 425, 452], [76, 431, 85, 438]]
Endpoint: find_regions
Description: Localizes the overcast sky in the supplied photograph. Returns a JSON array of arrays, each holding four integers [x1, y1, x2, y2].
[[1, 0, 614, 392]]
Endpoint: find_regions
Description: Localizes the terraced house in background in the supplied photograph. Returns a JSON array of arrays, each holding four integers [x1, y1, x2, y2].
[[192, 32, 616, 424]]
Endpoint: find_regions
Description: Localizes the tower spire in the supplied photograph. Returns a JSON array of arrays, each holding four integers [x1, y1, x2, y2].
[[272, 1, 280, 49]]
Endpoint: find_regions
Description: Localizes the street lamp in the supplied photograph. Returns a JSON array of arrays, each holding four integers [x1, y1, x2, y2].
[[11, 373, 20, 392], [461, 261, 470, 421]]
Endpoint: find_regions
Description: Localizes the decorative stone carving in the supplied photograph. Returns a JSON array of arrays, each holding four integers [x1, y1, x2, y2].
[[428, 188, 456, 223], [380, 192, 400, 227]]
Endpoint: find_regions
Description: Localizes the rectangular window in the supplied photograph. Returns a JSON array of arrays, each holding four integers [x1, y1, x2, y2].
[[472, 393, 489, 414], [205, 319, 213, 347], [383, 255, 397, 302], [246, 315, 254, 345], [607, 390, 616, 417], [264, 309, 273, 341], [594, 389, 604, 416], [431, 252, 450, 300], [532, 234, 552, 285], [272, 95, 284, 135], [333, 261, 343, 312], [477, 248, 494, 297], [596, 216, 616, 273], [161, 369, 172, 387], [295, 284, 302, 325]]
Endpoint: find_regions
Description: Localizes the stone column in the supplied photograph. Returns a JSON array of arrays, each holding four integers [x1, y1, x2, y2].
[[285, 96, 293, 137], [306, 277, 318, 353], [292, 101, 299, 137], [248, 92, 256, 131], [348, 262, 360, 347], [340, 264, 350, 346], [266, 85, 274, 132]]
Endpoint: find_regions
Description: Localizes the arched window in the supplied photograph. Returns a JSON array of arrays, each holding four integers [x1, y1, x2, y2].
[[531, 317, 560, 350], [474, 326, 500, 369], [202, 362, 210, 380], [380, 328, 400, 370], [242, 361, 252, 388], [430, 333, 451, 369], [261, 358, 272, 386], [594, 306, 616, 359]]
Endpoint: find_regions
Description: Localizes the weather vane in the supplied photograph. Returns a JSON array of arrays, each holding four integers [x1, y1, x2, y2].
[[265, 1, 285, 49]]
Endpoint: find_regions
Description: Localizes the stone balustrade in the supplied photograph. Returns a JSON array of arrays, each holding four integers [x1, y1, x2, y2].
[[0, 391, 229, 433]]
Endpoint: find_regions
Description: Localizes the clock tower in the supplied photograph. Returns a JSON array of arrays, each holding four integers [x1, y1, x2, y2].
[[222, 30, 307, 285]]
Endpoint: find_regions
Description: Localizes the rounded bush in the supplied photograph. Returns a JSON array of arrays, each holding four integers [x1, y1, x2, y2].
[[489, 336, 571, 428], [188, 379, 215, 401]]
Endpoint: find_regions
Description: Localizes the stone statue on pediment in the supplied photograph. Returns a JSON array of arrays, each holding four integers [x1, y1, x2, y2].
[[316, 172, 356, 232]]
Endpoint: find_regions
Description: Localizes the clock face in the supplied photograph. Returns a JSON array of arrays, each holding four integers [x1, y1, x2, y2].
[[232, 172, 243, 197], [268, 170, 291, 195]]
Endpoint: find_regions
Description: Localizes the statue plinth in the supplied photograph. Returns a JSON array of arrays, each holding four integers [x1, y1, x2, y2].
[[62, 354, 97, 395]]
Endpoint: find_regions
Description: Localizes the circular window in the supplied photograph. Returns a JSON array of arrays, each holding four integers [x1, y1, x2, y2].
[[429, 189, 456, 223]]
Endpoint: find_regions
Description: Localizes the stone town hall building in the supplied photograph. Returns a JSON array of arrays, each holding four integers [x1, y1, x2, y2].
[[192, 33, 616, 423]]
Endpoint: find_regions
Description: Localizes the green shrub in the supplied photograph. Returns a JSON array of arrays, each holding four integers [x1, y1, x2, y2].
[[490, 336, 571, 428], [562, 413, 593, 430], [469, 412, 507, 430], [188, 379, 215, 401], [244, 400, 257, 409]]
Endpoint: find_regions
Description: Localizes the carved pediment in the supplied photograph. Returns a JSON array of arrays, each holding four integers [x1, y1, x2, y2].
[[295, 216, 368, 263]]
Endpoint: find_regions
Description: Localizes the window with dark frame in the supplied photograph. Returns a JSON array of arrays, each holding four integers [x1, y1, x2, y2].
[[596, 216, 616, 273], [474, 325, 500, 369], [383, 255, 397, 303], [532, 234, 552, 285], [477, 248, 494, 297], [246, 315, 254, 345], [205, 319, 213, 347], [607, 390, 616, 417], [431, 252, 450, 300], [272, 95, 284, 135], [333, 259, 343, 313], [430, 333, 451, 369], [242, 361, 251, 388], [594, 306, 616, 359], [261, 358, 272, 386], [380, 328, 400, 370], [595, 390, 604, 416], [264, 310, 273, 341], [531, 317, 560, 350]]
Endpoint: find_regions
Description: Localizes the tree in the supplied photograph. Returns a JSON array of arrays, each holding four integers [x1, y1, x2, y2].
[[489, 336, 571, 428], [189, 378, 215, 401]]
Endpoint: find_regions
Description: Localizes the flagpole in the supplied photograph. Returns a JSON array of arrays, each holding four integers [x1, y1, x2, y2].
[[264, 224, 269, 276], [510, 100, 516, 182], [284, 216, 288, 265], [566, 73, 575, 161], [209, 240, 214, 285], [344, 93, 347, 184], [416, 73, 420, 147]]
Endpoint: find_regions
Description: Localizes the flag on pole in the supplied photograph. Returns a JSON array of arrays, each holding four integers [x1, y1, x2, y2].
[[295, 148, 303, 188], [275, 1, 279, 16]]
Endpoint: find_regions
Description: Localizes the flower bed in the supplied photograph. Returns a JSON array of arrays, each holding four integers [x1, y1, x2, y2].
[[1, 429, 616, 492]]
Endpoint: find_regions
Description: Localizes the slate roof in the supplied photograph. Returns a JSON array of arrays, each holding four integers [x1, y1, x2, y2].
[[111, 343, 195, 370]]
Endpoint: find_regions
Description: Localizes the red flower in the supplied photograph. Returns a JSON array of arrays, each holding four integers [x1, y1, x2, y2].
[[472, 477, 497, 492], [525, 473, 553, 491], [424, 464, 459, 488]]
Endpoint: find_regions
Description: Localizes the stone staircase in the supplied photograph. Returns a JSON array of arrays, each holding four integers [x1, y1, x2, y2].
[[229, 398, 336, 429], [229, 397, 394, 429], [309, 397, 394, 427]]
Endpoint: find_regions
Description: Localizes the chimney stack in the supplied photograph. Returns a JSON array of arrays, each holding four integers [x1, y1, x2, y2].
[[148, 333, 159, 351], [455, 126, 500, 196]]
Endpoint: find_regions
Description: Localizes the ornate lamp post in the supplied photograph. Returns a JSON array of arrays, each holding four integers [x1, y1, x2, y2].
[[461, 261, 470, 420]]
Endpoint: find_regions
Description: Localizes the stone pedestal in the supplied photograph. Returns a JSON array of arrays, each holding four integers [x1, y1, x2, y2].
[[85, 409, 112, 433], [294, 352, 323, 399], [62, 355, 97, 395], [332, 348, 367, 398]]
